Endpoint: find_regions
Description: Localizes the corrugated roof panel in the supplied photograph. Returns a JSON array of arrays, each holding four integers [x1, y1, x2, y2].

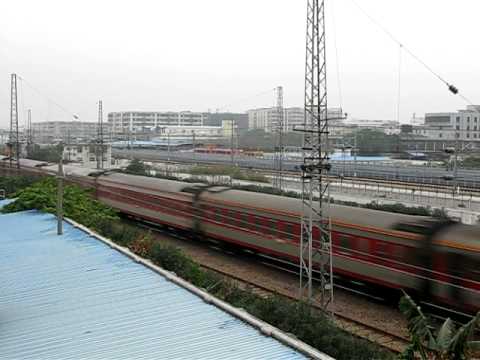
[[0, 210, 309, 359]]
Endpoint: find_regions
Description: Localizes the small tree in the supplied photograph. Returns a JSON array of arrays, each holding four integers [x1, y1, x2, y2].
[[399, 291, 480, 360], [125, 158, 148, 175]]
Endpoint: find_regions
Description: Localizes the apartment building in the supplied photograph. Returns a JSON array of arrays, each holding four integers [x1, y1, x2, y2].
[[107, 111, 209, 134], [414, 105, 480, 141], [31, 121, 107, 144]]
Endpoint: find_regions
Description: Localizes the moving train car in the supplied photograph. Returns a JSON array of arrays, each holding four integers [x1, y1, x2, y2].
[[94, 172, 480, 313]]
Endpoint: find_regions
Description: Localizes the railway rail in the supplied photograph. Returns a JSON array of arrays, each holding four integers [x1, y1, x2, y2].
[[149, 158, 480, 197]]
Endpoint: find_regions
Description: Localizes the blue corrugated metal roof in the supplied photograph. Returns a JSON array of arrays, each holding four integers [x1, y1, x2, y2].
[[0, 210, 309, 359]]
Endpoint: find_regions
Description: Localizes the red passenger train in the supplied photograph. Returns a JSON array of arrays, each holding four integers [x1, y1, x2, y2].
[[93, 173, 480, 313]]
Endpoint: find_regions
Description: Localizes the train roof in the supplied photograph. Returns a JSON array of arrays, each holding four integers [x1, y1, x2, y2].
[[98, 172, 192, 194], [435, 223, 479, 250], [201, 187, 423, 231]]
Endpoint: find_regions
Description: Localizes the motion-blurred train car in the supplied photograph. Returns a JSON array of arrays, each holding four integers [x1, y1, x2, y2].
[[93, 172, 480, 313]]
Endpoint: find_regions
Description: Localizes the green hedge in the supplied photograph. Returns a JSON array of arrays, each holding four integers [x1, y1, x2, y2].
[[2, 177, 118, 229], [0, 175, 40, 197]]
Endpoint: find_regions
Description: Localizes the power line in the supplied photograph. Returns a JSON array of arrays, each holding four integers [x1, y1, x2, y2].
[[348, 0, 475, 106], [16, 75, 79, 120], [396, 44, 402, 124], [330, 0, 343, 110]]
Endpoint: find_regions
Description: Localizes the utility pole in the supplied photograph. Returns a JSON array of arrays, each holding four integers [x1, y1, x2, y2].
[[26, 109, 32, 157], [97, 100, 104, 170], [167, 131, 171, 161], [273, 86, 285, 190], [353, 131, 357, 177], [192, 131, 196, 162], [9, 73, 20, 169], [57, 143, 64, 235], [453, 138, 458, 195], [298, 0, 333, 310], [230, 120, 235, 167]]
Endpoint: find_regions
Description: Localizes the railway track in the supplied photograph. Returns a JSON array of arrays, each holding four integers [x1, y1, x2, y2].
[[149, 158, 480, 197]]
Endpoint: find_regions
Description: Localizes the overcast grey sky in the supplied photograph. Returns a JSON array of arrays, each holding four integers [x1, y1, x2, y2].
[[0, 0, 478, 127]]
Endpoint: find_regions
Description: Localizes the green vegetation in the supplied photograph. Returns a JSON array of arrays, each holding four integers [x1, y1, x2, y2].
[[3, 179, 393, 359], [461, 156, 480, 169], [399, 292, 479, 360], [354, 129, 401, 156], [2, 177, 118, 229], [0, 175, 41, 197], [125, 158, 150, 175]]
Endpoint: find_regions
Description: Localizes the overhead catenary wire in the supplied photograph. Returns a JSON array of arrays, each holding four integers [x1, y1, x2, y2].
[[348, 0, 475, 106], [331, 0, 343, 110], [17, 75, 79, 121], [396, 44, 402, 124]]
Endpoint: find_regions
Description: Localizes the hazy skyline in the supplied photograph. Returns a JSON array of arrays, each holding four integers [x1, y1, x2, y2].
[[1, 0, 478, 128]]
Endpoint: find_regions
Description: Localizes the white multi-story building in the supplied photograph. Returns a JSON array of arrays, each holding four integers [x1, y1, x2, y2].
[[345, 119, 400, 135], [108, 111, 208, 134], [31, 121, 106, 143], [413, 105, 480, 141], [248, 107, 344, 133]]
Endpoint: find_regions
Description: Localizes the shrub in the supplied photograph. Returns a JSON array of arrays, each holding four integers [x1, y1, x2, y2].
[[0, 175, 40, 197], [2, 177, 118, 228]]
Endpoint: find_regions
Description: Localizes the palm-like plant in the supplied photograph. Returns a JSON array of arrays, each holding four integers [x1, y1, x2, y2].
[[399, 291, 480, 360]]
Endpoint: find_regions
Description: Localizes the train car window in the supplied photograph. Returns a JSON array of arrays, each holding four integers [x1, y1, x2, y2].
[[215, 208, 222, 223], [227, 210, 236, 226], [285, 223, 294, 240], [390, 244, 401, 260], [374, 241, 389, 259], [338, 234, 351, 250], [240, 213, 248, 229], [267, 220, 276, 236], [255, 216, 262, 233]]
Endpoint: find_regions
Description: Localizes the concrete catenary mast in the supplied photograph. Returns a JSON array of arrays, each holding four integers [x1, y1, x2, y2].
[[273, 86, 284, 191], [9, 73, 20, 169], [96, 100, 104, 170], [298, 0, 333, 310]]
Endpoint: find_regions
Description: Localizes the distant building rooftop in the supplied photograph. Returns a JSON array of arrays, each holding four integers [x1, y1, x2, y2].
[[0, 206, 319, 359]]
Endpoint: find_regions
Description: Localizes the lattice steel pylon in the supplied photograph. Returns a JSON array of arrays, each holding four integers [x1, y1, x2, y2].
[[9, 73, 20, 169], [96, 100, 104, 170], [298, 0, 333, 310], [273, 86, 284, 190]]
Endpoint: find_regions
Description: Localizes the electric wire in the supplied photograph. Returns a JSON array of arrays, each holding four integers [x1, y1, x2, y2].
[[17, 75, 79, 120], [330, 0, 343, 110], [396, 44, 402, 124], [347, 0, 475, 106]]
